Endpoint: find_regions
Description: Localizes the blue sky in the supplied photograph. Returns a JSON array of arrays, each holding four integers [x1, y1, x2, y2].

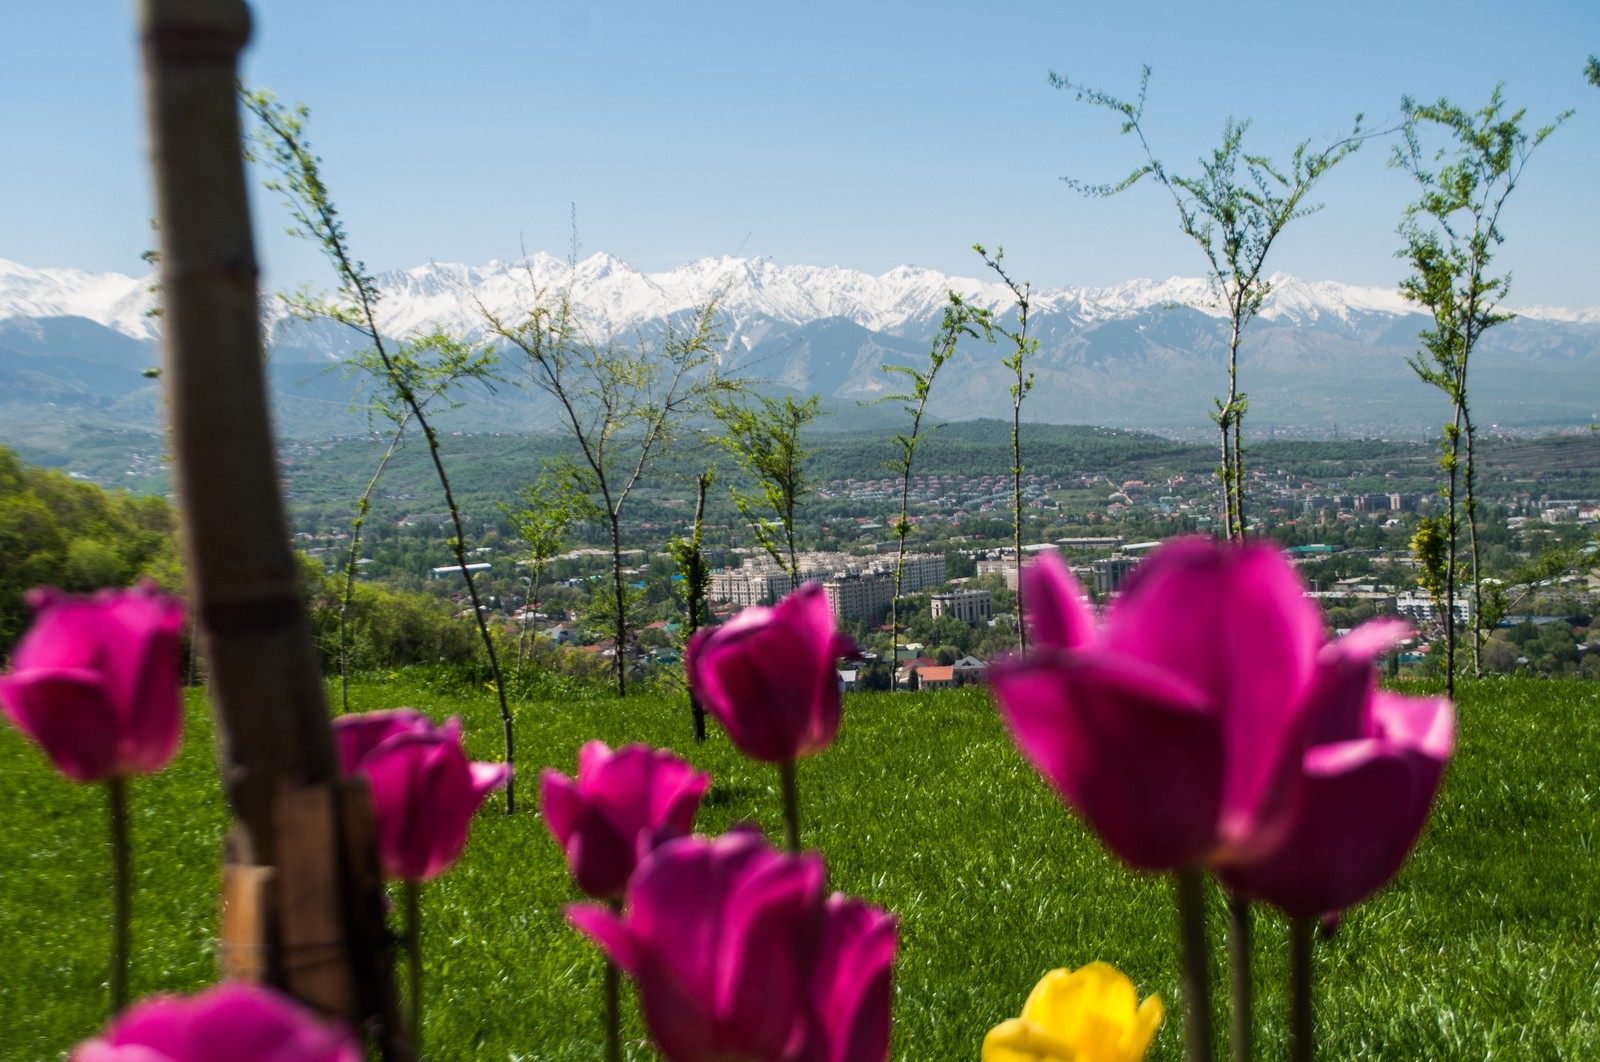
[[6, 1, 1599, 306]]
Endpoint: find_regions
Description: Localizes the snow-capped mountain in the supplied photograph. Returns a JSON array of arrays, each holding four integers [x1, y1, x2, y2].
[[2, 253, 1598, 440]]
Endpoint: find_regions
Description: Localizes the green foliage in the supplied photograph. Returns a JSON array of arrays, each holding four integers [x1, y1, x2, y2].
[[0, 446, 183, 655], [482, 275, 742, 696], [972, 243, 1036, 652], [1411, 516, 1449, 601], [712, 393, 821, 579], [1393, 87, 1565, 400], [875, 296, 984, 645], [1586, 55, 1599, 89], [295, 554, 480, 673], [1392, 86, 1570, 682], [1052, 66, 1365, 539], [501, 463, 590, 588]]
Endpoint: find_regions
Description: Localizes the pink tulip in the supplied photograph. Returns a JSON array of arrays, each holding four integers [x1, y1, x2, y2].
[[332, 707, 451, 775], [569, 831, 895, 1062], [685, 583, 857, 763], [541, 740, 711, 898], [809, 895, 898, 1062], [1219, 619, 1455, 916], [73, 981, 359, 1062], [990, 539, 1329, 871], [0, 583, 184, 783], [332, 712, 510, 880]]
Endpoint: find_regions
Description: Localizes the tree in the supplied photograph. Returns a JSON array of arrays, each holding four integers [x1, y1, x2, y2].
[[241, 89, 517, 808], [1053, 67, 1364, 540], [669, 470, 715, 741], [876, 296, 982, 673], [330, 335, 495, 713], [1392, 86, 1569, 693], [501, 463, 588, 696], [482, 275, 740, 697], [972, 244, 1035, 653], [1587, 55, 1599, 89], [712, 393, 821, 583]]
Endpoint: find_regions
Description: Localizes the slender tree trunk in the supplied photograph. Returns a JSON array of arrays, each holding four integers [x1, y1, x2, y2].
[[1225, 321, 1245, 540], [423, 426, 515, 812], [1443, 398, 1464, 701], [1013, 398, 1027, 656], [140, 0, 401, 1046], [339, 424, 409, 712], [1463, 402, 1483, 677], [687, 474, 710, 741], [1233, 410, 1246, 538], [610, 512, 628, 698]]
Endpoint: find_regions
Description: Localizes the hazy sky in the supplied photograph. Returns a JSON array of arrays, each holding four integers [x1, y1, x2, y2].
[[7, 1, 1599, 307]]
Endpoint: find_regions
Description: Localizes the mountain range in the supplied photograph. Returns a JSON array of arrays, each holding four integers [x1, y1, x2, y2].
[[2, 253, 1598, 442]]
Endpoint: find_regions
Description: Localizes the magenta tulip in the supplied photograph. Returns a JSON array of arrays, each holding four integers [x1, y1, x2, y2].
[[990, 539, 1329, 871], [685, 582, 857, 763], [1219, 619, 1455, 916], [73, 981, 360, 1062], [332, 712, 510, 880], [569, 831, 895, 1062], [809, 894, 898, 1062], [332, 707, 449, 775], [0, 583, 184, 783], [541, 740, 710, 898]]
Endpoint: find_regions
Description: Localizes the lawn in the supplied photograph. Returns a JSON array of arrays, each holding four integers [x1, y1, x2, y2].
[[2, 674, 1597, 1059]]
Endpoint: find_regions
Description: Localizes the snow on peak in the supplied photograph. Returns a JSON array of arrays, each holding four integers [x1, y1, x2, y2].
[[0, 258, 157, 339], [4, 254, 1595, 344]]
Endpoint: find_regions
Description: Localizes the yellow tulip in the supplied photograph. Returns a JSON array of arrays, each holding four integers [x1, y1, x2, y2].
[[982, 962, 1163, 1062]]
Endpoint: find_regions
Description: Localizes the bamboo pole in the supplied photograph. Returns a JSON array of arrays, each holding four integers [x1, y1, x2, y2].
[[138, 1, 403, 1052]]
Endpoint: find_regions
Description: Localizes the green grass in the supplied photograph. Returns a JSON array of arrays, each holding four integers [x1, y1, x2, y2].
[[2, 675, 1597, 1059]]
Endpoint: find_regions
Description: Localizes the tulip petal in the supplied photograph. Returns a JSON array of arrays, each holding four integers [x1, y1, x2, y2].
[[362, 732, 474, 880], [1221, 695, 1452, 916], [539, 769, 585, 844], [11, 590, 104, 672], [714, 852, 826, 1060], [331, 709, 431, 775], [656, 767, 713, 837], [811, 896, 897, 1062], [1372, 692, 1455, 761], [106, 590, 185, 774], [78, 982, 360, 1062], [627, 833, 756, 997], [567, 904, 641, 973], [687, 583, 848, 763], [991, 651, 1222, 871], [576, 738, 614, 780], [469, 761, 512, 805], [1023, 552, 1096, 651], [1109, 540, 1323, 848], [981, 1016, 1079, 1062], [1302, 619, 1414, 746], [0, 668, 120, 782], [1022, 963, 1154, 1060]]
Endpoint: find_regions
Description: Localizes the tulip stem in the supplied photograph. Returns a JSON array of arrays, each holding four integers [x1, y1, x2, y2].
[[778, 759, 801, 852], [1228, 895, 1253, 1062], [1174, 868, 1215, 1062], [604, 958, 622, 1062], [107, 776, 130, 1014], [404, 879, 423, 1055], [1290, 916, 1314, 1062], [604, 896, 622, 1062]]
